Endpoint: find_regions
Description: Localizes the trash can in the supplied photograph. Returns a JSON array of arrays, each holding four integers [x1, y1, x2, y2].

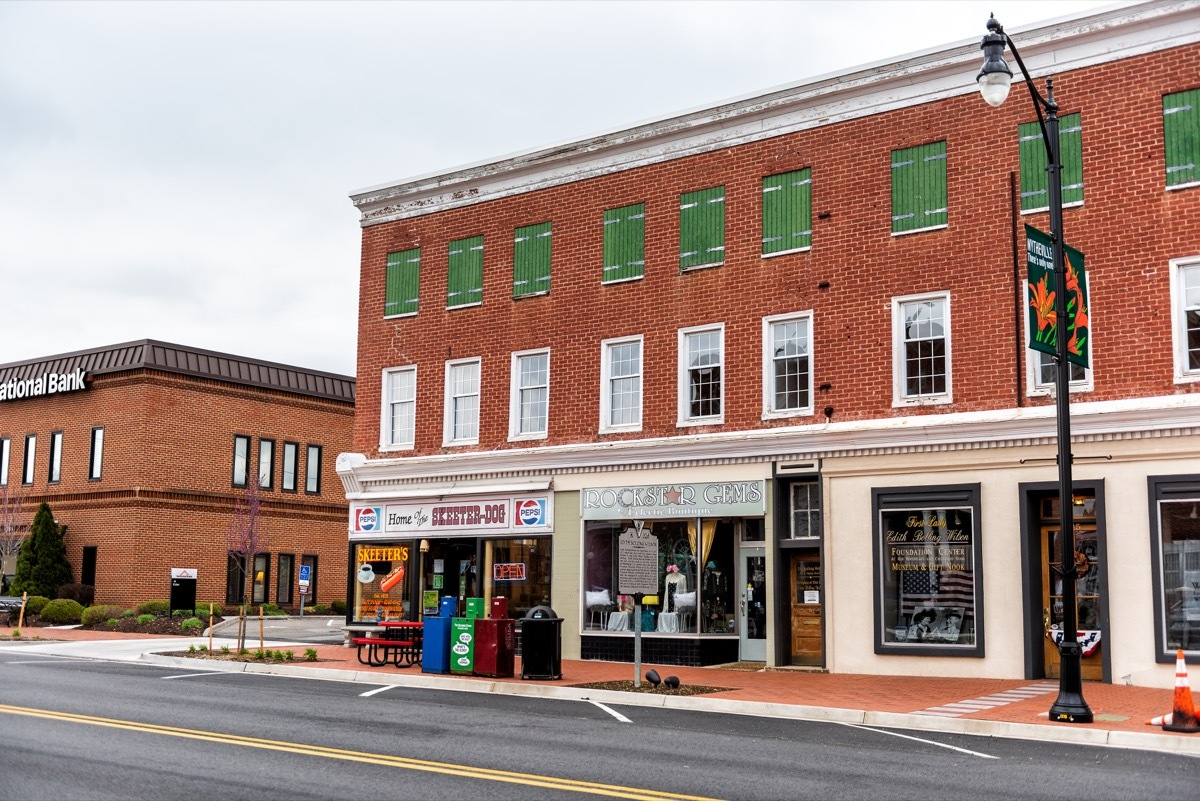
[[450, 616, 476, 674], [465, 597, 487, 619], [520, 605, 562, 680], [422, 595, 458, 675]]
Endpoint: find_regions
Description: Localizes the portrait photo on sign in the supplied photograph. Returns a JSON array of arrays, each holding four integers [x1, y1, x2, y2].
[[905, 606, 964, 643]]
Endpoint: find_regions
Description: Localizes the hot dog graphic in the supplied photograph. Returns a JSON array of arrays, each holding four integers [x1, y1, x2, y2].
[[380, 563, 406, 592]]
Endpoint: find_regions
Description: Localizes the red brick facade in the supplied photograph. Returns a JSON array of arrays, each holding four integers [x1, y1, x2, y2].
[[0, 347, 353, 610], [353, 41, 1200, 458]]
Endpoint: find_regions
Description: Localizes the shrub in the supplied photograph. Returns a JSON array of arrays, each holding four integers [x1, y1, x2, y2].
[[57, 583, 95, 606], [252, 649, 265, 660], [188, 644, 197, 653], [11, 629, 19, 637], [283, 650, 295, 661], [120, 610, 135, 618], [39, 599, 84, 624], [196, 602, 222, 617], [304, 648, 317, 662], [26, 596, 50, 615], [135, 600, 169, 617], [198, 645, 207, 652], [261, 604, 286, 616], [180, 617, 203, 633], [330, 600, 347, 615], [310, 604, 329, 615], [136, 614, 156, 625], [107, 619, 119, 629], [171, 609, 193, 617], [221, 645, 230, 654], [81, 605, 124, 626]]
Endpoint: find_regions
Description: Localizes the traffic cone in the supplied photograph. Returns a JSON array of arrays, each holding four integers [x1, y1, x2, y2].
[[1162, 649, 1200, 733], [1146, 712, 1172, 726]]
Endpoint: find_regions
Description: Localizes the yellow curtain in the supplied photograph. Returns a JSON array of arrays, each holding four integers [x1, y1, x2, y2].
[[687, 520, 719, 565]]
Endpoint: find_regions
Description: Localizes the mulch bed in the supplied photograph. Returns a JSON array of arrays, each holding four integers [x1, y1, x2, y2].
[[571, 680, 731, 696]]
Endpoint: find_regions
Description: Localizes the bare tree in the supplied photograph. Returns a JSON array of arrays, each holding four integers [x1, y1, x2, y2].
[[224, 477, 269, 651], [0, 483, 28, 595]]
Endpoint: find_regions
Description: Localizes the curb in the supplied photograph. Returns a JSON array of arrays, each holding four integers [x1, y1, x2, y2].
[[140, 653, 1200, 756]]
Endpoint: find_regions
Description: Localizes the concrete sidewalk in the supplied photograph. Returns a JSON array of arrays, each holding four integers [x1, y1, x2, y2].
[[4, 626, 1199, 756]]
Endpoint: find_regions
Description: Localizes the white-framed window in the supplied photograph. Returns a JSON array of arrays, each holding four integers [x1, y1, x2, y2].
[[509, 349, 549, 441], [678, 323, 725, 426], [1171, 256, 1200, 383], [892, 292, 952, 406], [22, 434, 35, 486], [762, 312, 813, 418], [1022, 280, 1094, 395], [258, 438, 275, 490], [47, 430, 62, 484], [0, 437, 9, 486], [443, 358, 481, 446], [381, 366, 417, 450], [599, 335, 643, 434], [88, 427, 103, 481]]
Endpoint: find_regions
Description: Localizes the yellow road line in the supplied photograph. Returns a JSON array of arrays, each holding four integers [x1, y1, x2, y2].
[[0, 704, 720, 801]]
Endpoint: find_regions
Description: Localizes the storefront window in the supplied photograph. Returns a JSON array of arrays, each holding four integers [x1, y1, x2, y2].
[[484, 537, 552, 619], [352, 543, 413, 622], [1154, 493, 1200, 653], [583, 518, 736, 635], [874, 485, 982, 656]]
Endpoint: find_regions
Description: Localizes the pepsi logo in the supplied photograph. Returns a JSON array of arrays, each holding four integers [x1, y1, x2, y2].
[[516, 499, 545, 527], [356, 507, 380, 531]]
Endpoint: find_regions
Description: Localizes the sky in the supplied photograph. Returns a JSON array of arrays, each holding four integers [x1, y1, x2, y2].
[[0, 0, 1126, 377]]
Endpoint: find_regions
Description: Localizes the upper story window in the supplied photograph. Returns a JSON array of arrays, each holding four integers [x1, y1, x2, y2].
[[1020, 112, 1083, 212], [679, 186, 725, 271], [385, 247, 420, 317], [1171, 256, 1200, 383], [232, 434, 250, 487], [763, 312, 813, 418], [893, 292, 952, 406], [891, 141, 947, 235], [258, 438, 275, 490], [513, 222, 551, 298], [790, 480, 821, 540], [0, 437, 9, 487], [1164, 88, 1199, 190], [305, 444, 322, 494], [281, 441, 298, 492], [678, 324, 724, 425], [602, 203, 645, 283], [47, 430, 62, 484], [382, 366, 417, 450], [443, 358, 481, 446], [762, 169, 812, 256], [510, 349, 549, 440], [447, 235, 484, 309], [88, 427, 103, 481], [22, 434, 35, 486], [600, 335, 643, 434]]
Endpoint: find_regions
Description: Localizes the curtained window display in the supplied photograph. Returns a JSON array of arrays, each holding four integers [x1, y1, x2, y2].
[[874, 490, 982, 655], [1148, 475, 1200, 657]]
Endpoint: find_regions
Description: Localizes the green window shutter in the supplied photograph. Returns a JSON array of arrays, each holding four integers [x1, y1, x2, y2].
[[384, 247, 420, 316], [447, 235, 483, 308], [602, 203, 645, 283], [762, 169, 812, 255], [1164, 88, 1199, 189], [513, 222, 551, 297], [1019, 113, 1083, 212], [891, 141, 947, 233], [679, 186, 725, 270]]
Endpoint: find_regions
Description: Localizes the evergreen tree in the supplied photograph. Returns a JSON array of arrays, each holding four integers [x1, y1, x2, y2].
[[10, 503, 72, 598]]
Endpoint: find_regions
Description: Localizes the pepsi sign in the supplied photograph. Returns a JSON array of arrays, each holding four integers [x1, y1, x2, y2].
[[355, 507, 382, 532], [514, 498, 546, 527]]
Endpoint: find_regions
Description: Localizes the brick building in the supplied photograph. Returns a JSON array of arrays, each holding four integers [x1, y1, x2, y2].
[[0, 340, 354, 611], [338, 2, 1200, 688]]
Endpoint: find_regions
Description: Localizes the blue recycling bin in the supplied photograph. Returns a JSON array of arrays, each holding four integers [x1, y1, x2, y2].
[[421, 596, 458, 675]]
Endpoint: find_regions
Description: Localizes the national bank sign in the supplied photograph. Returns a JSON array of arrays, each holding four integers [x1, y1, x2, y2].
[[0, 368, 88, 403]]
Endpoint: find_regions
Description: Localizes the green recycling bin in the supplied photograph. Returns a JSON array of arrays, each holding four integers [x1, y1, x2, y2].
[[465, 597, 486, 619], [450, 617, 476, 674]]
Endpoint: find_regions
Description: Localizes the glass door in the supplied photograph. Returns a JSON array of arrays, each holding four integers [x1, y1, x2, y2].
[[1042, 519, 1102, 681], [739, 548, 766, 661]]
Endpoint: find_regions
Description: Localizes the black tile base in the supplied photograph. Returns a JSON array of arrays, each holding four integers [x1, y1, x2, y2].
[[580, 635, 739, 667]]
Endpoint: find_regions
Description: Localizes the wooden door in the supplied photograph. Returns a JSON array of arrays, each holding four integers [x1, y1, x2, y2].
[[789, 552, 823, 667], [1042, 523, 1102, 680]]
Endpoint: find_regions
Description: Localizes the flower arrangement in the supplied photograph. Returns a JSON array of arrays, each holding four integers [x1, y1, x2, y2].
[[665, 564, 679, 573]]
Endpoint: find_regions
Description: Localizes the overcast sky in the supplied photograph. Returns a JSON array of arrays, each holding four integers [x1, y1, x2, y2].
[[0, 0, 1124, 377]]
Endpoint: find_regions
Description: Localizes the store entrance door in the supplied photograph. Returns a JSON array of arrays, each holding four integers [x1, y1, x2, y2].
[[1039, 493, 1103, 681], [423, 539, 479, 618], [788, 552, 823, 667], [739, 548, 766, 662]]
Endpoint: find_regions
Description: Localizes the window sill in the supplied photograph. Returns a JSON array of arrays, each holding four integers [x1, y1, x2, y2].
[[762, 409, 813, 421], [383, 311, 418, 320], [1173, 372, 1200, 385], [679, 261, 724, 273], [890, 223, 948, 237], [1020, 199, 1084, 216], [599, 425, 643, 436], [513, 290, 550, 300], [441, 440, 480, 448], [601, 275, 644, 286], [507, 432, 548, 443], [677, 417, 724, 428], [378, 443, 415, 453], [892, 395, 952, 408], [445, 301, 483, 311], [761, 246, 811, 259], [1167, 181, 1200, 192], [1027, 383, 1093, 397]]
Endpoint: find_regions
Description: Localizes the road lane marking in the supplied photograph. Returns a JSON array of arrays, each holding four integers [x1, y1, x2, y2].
[[838, 722, 999, 759], [161, 672, 226, 680], [587, 700, 632, 723], [0, 704, 717, 800], [360, 685, 393, 697]]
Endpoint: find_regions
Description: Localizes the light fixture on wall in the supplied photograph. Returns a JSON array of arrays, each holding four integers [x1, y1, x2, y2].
[[419, 539, 430, 553]]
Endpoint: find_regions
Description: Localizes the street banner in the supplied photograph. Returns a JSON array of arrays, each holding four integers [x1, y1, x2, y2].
[[1026, 224, 1090, 369]]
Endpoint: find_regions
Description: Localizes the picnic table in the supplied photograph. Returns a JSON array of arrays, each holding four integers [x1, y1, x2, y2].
[[352, 620, 423, 667]]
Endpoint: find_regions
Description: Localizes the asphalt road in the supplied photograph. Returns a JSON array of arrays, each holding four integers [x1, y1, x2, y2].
[[1, 649, 1197, 801], [208, 614, 347, 644]]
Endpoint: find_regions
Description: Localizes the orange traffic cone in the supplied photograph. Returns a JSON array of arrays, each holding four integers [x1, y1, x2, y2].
[[1163, 649, 1200, 733], [1146, 712, 1172, 726]]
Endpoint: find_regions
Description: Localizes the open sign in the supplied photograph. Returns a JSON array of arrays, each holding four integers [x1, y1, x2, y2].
[[493, 562, 526, 581]]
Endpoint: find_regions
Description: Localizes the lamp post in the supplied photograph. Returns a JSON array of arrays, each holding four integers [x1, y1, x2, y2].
[[977, 15, 1092, 723]]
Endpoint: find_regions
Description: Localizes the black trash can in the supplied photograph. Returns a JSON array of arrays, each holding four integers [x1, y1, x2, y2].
[[520, 605, 562, 680]]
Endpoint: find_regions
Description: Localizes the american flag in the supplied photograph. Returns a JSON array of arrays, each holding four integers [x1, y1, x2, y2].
[[899, 565, 974, 615]]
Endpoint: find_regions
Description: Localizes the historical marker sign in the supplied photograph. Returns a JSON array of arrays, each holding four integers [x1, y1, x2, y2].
[[618, 527, 660, 596]]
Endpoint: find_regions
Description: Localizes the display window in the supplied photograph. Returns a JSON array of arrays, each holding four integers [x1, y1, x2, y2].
[[873, 484, 983, 657], [583, 518, 738, 635], [483, 537, 552, 620], [352, 543, 413, 622], [1148, 475, 1200, 658]]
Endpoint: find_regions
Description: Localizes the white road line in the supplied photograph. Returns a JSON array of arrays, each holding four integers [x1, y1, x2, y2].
[[587, 700, 632, 723], [360, 685, 394, 697], [161, 672, 225, 680], [840, 723, 999, 759]]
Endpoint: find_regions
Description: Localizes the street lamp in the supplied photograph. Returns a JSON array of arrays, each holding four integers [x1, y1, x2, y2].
[[977, 15, 1093, 724]]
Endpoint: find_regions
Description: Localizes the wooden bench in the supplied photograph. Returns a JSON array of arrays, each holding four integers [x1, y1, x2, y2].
[[351, 636, 421, 668]]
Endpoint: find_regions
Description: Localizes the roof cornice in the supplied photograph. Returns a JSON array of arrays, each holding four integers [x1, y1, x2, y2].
[[350, 1, 1200, 228]]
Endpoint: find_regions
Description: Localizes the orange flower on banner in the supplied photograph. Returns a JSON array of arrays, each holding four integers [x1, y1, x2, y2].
[[1029, 275, 1056, 333], [1065, 256, 1088, 357]]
